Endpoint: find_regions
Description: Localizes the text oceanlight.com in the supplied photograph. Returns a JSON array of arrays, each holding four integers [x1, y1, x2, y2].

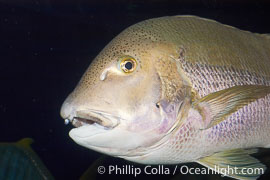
[[97, 165, 264, 177]]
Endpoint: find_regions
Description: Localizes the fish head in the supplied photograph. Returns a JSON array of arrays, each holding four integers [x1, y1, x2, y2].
[[60, 22, 184, 158]]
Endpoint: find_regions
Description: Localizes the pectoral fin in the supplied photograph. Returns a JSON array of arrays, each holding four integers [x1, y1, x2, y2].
[[193, 85, 270, 129], [197, 149, 266, 180]]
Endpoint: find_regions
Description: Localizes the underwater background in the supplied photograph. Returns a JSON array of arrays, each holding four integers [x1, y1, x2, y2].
[[1, 0, 270, 179]]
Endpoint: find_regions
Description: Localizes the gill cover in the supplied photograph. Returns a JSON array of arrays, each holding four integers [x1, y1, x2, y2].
[[149, 45, 193, 142]]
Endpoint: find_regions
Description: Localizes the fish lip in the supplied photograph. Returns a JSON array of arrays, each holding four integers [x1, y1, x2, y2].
[[70, 109, 120, 129]]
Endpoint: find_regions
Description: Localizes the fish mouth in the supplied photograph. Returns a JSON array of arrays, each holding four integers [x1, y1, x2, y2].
[[69, 109, 120, 129]]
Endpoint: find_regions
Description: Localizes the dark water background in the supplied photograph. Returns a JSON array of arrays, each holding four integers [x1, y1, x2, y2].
[[1, 0, 270, 179]]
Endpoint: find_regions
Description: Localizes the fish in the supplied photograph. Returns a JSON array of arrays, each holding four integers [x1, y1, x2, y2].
[[60, 15, 270, 179], [0, 138, 54, 180]]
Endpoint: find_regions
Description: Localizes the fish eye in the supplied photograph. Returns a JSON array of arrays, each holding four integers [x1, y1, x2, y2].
[[119, 56, 137, 73]]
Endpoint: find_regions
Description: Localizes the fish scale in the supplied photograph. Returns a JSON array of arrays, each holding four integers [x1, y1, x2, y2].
[[162, 50, 270, 160], [178, 58, 270, 97]]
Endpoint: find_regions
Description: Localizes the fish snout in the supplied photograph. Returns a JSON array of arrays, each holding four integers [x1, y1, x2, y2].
[[60, 95, 120, 128], [60, 99, 76, 121]]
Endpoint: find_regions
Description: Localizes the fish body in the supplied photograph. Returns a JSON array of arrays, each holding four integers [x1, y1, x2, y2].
[[61, 16, 270, 179], [0, 138, 54, 180]]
